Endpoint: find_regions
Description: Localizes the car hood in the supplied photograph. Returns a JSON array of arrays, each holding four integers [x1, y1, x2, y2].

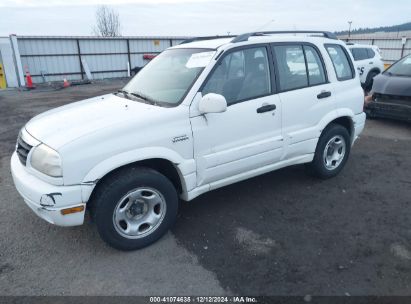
[[372, 73, 411, 97], [25, 94, 165, 149]]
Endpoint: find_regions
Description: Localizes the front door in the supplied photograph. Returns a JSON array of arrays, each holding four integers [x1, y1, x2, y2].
[[190, 45, 283, 187]]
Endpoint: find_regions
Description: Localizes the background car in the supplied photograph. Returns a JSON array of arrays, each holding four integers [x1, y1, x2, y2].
[[347, 43, 384, 91], [366, 54, 411, 121]]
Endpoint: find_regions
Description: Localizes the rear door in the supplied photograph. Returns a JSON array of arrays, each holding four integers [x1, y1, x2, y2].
[[351, 47, 369, 83], [190, 45, 283, 187], [271, 43, 336, 159], [325, 44, 362, 115]]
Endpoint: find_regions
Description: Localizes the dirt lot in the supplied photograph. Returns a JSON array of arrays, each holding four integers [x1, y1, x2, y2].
[[0, 80, 410, 296]]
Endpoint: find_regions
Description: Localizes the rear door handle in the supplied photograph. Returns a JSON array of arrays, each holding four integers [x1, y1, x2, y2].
[[256, 104, 276, 113], [317, 91, 331, 99], [369, 61, 373, 64]]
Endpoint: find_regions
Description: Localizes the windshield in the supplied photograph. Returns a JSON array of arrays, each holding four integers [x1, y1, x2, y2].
[[385, 55, 411, 77], [122, 48, 215, 106]]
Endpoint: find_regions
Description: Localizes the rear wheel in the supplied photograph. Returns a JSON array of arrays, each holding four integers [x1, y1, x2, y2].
[[306, 123, 351, 179], [91, 167, 178, 250]]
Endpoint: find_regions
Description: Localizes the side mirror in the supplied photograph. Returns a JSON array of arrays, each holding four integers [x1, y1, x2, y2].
[[198, 93, 227, 114]]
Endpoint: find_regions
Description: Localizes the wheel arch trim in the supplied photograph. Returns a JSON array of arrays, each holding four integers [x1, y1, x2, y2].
[[318, 109, 356, 142], [365, 68, 381, 85], [81, 147, 195, 202]]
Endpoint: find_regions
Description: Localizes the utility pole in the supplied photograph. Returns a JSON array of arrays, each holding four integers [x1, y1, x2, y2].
[[348, 21, 353, 38]]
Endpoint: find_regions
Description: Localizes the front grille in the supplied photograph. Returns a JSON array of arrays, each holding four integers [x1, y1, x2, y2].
[[374, 93, 411, 106], [16, 134, 33, 166]]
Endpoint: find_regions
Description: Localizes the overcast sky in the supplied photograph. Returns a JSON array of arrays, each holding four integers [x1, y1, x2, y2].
[[0, 0, 409, 37]]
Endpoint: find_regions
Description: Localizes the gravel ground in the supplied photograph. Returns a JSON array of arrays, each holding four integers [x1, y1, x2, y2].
[[0, 80, 410, 296]]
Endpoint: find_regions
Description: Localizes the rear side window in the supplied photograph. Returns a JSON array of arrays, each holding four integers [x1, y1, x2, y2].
[[366, 48, 375, 58], [273, 45, 308, 91], [351, 48, 368, 61], [273, 44, 326, 91], [304, 45, 326, 86], [325, 44, 354, 81]]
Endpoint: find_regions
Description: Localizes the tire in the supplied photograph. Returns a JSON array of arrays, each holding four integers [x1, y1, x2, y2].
[[306, 123, 351, 179], [91, 166, 178, 251]]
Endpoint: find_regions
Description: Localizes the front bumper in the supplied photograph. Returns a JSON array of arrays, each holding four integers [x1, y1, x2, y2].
[[365, 101, 411, 122], [10, 152, 86, 226]]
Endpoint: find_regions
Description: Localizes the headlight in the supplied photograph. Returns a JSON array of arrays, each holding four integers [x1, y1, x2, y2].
[[30, 144, 62, 177]]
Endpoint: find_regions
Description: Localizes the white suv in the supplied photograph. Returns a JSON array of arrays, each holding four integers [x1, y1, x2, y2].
[[11, 31, 366, 250], [347, 43, 384, 90]]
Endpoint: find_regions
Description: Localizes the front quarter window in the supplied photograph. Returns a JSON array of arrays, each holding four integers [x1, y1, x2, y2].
[[123, 48, 215, 106]]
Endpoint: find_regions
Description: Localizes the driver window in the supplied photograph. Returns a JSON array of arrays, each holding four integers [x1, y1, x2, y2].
[[202, 47, 271, 105]]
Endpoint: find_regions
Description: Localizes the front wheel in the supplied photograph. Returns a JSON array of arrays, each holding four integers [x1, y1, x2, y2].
[[91, 167, 179, 250], [306, 123, 351, 179]]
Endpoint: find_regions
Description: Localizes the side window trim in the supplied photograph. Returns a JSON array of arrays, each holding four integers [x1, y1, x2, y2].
[[270, 42, 329, 94], [324, 43, 355, 81], [302, 45, 310, 86], [199, 43, 277, 107]]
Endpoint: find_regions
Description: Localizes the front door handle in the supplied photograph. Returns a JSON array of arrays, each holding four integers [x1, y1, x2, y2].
[[369, 61, 373, 64], [257, 104, 276, 113], [317, 91, 331, 99]]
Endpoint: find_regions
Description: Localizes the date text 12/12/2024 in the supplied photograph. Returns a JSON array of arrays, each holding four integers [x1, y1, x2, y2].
[[149, 297, 258, 303]]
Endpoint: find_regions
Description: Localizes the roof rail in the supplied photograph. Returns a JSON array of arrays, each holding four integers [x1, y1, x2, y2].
[[231, 31, 338, 43], [180, 35, 235, 45]]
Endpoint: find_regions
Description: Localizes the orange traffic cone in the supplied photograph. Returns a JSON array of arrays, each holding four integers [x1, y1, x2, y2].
[[63, 78, 70, 88], [25, 70, 35, 89]]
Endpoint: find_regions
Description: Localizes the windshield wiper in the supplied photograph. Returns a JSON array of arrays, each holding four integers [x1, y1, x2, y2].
[[129, 91, 158, 106], [115, 89, 132, 99], [392, 73, 410, 77], [385, 71, 410, 77], [116, 89, 162, 106]]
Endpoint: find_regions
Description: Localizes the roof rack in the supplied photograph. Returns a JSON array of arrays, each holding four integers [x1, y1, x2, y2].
[[180, 35, 235, 45], [231, 31, 338, 43]]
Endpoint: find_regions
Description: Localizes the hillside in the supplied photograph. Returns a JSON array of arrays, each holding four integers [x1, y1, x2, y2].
[[335, 22, 411, 35]]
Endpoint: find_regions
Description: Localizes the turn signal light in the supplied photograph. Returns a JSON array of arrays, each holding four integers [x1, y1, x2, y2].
[[60, 206, 84, 215]]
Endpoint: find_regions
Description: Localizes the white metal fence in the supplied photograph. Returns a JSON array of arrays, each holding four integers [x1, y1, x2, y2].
[[2, 34, 410, 88], [9, 35, 189, 85]]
